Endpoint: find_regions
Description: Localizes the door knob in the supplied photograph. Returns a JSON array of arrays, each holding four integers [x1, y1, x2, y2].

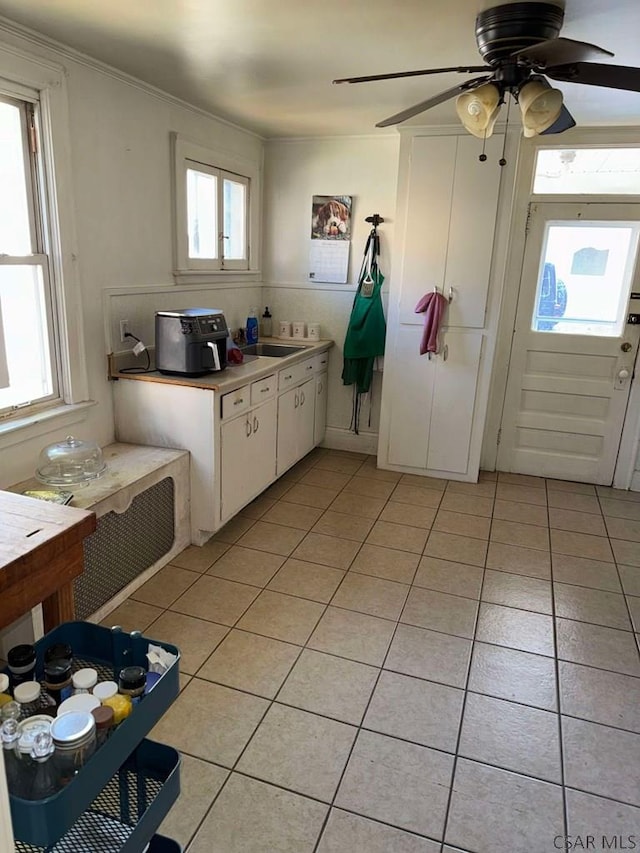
[[621, 342, 633, 353], [618, 369, 630, 380]]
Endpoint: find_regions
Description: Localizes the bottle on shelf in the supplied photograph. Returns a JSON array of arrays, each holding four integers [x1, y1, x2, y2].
[[0, 674, 12, 707], [261, 307, 273, 337], [246, 307, 259, 345], [42, 659, 73, 708], [14, 681, 56, 719], [1, 718, 27, 797], [7, 644, 36, 689], [28, 731, 60, 801], [1, 701, 21, 722]]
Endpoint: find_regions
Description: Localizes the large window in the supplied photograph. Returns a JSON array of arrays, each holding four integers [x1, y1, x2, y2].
[[173, 133, 259, 276], [0, 93, 58, 417]]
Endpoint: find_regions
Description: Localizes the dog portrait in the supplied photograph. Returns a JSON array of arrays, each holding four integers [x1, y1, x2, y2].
[[311, 195, 352, 240]]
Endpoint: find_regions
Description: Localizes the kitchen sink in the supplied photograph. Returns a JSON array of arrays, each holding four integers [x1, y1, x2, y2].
[[240, 343, 308, 357]]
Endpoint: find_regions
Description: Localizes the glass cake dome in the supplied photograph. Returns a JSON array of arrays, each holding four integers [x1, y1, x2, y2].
[[36, 435, 106, 487]]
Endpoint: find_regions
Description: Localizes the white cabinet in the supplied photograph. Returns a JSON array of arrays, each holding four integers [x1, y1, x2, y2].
[[386, 329, 483, 475], [379, 132, 502, 481], [277, 377, 315, 476], [314, 372, 328, 446], [398, 134, 502, 329], [113, 347, 331, 543], [221, 398, 277, 522]]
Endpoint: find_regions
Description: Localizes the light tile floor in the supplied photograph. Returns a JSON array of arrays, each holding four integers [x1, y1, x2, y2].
[[106, 449, 640, 853]]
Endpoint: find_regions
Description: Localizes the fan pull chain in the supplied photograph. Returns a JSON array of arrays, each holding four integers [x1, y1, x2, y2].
[[499, 94, 511, 167], [479, 130, 488, 163]]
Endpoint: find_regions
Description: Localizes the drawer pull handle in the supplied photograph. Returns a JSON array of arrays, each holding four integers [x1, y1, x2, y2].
[[253, 416, 259, 433], [245, 419, 252, 437], [284, 374, 292, 380], [234, 398, 244, 406], [294, 391, 299, 408], [261, 387, 270, 393], [300, 391, 305, 406], [306, 365, 313, 371]]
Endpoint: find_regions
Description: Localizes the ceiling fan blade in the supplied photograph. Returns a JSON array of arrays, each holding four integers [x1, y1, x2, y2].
[[539, 104, 577, 135], [546, 62, 640, 92], [376, 76, 493, 127], [333, 66, 490, 85], [513, 37, 614, 68]]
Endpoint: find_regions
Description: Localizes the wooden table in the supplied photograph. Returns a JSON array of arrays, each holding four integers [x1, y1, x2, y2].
[[0, 490, 96, 633]]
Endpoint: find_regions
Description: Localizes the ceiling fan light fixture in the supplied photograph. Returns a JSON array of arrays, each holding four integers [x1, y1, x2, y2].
[[455, 82, 501, 138], [519, 79, 564, 137]]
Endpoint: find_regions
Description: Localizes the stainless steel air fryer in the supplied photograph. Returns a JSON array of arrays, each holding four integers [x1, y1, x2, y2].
[[155, 308, 228, 376]]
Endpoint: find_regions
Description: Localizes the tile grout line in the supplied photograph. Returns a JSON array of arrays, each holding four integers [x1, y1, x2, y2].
[[546, 477, 570, 848], [436, 480, 496, 852]]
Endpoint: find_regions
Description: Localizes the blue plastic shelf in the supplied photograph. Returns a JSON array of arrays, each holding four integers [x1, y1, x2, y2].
[[6, 621, 180, 848], [13, 739, 180, 853]]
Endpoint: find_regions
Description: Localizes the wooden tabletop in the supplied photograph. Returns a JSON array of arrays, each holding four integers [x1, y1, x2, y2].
[[0, 490, 96, 632]]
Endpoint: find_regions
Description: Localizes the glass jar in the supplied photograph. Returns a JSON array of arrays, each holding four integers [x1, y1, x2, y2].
[[72, 668, 98, 695], [50, 711, 96, 785], [93, 680, 118, 703], [1, 701, 21, 722], [118, 666, 146, 705], [28, 731, 60, 800], [1, 718, 28, 798], [43, 659, 73, 707], [44, 642, 73, 667], [91, 705, 114, 747], [15, 716, 53, 792], [57, 694, 100, 717], [14, 681, 56, 719], [0, 673, 12, 707], [7, 644, 36, 688]]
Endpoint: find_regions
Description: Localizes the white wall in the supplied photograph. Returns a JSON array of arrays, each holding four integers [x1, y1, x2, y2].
[[263, 136, 399, 451], [0, 24, 264, 488]]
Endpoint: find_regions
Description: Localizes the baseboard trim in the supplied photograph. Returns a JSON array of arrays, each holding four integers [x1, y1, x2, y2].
[[322, 427, 378, 455]]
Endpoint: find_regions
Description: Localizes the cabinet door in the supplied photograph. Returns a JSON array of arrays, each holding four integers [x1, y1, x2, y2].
[[221, 411, 253, 522], [427, 332, 483, 474], [398, 134, 502, 329], [298, 378, 316, 458], [221, 398, 277, 522], [277, 386, 300, 476], [386, 327, 434, 469], [314, 372, 328, 446]]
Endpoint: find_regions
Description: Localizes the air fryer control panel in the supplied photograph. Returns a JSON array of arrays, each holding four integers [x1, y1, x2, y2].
[[180, 315, 227, 336]]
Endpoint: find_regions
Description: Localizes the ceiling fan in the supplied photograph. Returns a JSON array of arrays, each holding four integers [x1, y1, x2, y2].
[[333, 1, 640, 138]]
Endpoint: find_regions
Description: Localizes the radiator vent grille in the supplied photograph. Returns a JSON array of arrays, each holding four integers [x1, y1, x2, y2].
[[75, 477, 175, 619]]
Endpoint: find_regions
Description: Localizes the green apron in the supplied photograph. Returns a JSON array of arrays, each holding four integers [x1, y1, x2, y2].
[[342, 229, 386, 432]]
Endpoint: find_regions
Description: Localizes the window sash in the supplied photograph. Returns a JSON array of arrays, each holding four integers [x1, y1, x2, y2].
[[0, 255, 60, 417], [173, 133, 258, 276]]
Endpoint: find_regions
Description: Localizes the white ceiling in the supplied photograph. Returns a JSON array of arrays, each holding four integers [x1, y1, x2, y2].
[[0, 0, 638, 138]]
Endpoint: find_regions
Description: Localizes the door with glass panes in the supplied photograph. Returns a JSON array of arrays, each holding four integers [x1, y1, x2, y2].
[[498, 203, 640, 484]]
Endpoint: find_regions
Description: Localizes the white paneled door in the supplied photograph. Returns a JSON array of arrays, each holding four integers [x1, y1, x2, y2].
[[498, 203, 640, 484]]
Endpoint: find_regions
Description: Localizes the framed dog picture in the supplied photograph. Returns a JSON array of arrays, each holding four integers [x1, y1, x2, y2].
[[311, 195, 352, 240]]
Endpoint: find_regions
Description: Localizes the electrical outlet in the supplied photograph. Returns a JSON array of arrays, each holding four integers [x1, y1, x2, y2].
[[119, 320, 130, 342]]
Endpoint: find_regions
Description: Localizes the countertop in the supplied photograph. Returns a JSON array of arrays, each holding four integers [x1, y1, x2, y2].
[[109, 338, 333, 396]]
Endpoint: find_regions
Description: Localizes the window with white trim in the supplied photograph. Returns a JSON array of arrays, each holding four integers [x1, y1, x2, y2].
[[0, 91, 59, 418], [0, 46, 89, 433], [172, 133, 260, 276]]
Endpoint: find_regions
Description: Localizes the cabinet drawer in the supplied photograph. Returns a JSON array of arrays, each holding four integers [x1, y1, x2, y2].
[[313, 351, 329, 373], [251, 373, 276, 405], [278, 361, 304, 390], [221, 386, 250, 419]]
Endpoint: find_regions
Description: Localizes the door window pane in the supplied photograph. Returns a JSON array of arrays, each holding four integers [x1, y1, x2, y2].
[[187, 167, 218, 259], [534, 148, 640, 194], [223, 177, 246, 260], [532, 222, 640, 336], [0, 264, 54, 410], [0, 101, 32, 255]]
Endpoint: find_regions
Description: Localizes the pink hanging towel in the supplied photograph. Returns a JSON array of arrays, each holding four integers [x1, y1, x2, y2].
[[415, 291, 448, 355]]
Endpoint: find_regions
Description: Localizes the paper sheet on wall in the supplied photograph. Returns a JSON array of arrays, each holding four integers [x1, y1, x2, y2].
[[308, 239, 350, 284]]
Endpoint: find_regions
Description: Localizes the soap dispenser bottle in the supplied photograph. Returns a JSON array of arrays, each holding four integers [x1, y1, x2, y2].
[[261, 307, 273, 338], [246, 308, 259, 345]]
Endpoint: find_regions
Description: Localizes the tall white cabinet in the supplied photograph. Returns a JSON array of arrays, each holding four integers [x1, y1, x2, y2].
[[378, 132, 504, 481]]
